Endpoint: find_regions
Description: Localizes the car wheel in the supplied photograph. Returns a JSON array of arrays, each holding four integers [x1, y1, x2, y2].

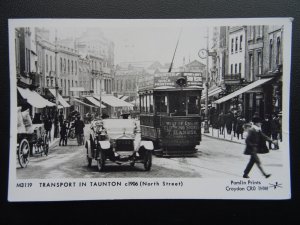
[[97, 150, 105, 171], [18, 139, 30, 168], [143, 151, 152, 171]]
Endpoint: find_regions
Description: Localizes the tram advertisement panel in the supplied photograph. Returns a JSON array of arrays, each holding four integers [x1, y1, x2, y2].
[[160, 117, 201, 147], [154, 72, 203, 88]]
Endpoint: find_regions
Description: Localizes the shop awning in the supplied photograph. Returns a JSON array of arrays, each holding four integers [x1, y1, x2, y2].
[[17, 87, 55, 108], [73, 98, 97, 108], [94, 95, 134, 108], [214, 78, 273, 104], [201, 87, 223, 100], [49, 89, 70, 108], [120, 95, 129, 101], [85, 96, 106, 108]]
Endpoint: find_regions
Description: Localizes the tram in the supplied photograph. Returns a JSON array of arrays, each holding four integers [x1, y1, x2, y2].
[[139, 72, 203, 155]]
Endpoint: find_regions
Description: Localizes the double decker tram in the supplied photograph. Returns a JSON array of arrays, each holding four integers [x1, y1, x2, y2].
[[139, 72, 203, 156]]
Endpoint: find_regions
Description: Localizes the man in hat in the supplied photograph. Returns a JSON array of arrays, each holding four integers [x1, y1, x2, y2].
[[242, 115, 276, 178], [74, 115, 85, 146]]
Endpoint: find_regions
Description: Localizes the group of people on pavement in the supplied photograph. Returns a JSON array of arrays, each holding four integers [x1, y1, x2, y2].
[[217, 111, 246, 140]]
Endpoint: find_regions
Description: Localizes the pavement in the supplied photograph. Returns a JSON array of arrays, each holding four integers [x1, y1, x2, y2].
[[201, 126, 282, 150]]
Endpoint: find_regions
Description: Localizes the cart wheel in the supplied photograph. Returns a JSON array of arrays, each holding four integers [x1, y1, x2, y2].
[[18, 139, 30, 168], [130, 161, 135, 167], [97, 150, 105, 172], [43, 136, 49, 156], [144, 151, 152, 171]]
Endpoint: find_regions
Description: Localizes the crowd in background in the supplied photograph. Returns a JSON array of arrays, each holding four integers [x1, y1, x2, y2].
[[207, 108, 282, 148]]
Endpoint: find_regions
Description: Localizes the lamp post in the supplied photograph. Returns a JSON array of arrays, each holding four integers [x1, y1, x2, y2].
[[99, 70, 102, 118], [54, 30, 59, 112], [198, 28, 210, 133]]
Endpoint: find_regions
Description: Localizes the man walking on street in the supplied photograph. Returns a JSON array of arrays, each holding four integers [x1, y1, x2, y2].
[[243, 115, 275, 179], [74, 115, 85, 146]]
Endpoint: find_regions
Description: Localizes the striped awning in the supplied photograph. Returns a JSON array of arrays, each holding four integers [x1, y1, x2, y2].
[[214, 78, 272, 104], [17, 87, 55, 108]]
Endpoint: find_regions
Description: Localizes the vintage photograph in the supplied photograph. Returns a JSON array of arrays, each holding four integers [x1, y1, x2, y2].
[[8, 18, 292, 200]]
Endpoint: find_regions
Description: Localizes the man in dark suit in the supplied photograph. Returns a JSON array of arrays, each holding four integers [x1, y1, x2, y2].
[[243, 115, 275, 179]]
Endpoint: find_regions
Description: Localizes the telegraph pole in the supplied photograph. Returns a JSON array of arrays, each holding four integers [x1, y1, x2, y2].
[[55, 29, 59, 112], [204, 27, 210, 133]]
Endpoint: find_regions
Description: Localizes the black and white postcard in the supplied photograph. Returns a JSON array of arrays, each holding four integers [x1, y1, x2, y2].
[[8, 18, 292, 201]]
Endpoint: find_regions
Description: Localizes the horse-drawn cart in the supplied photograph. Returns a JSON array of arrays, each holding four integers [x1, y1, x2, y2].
[[17, 123, 49, 168]]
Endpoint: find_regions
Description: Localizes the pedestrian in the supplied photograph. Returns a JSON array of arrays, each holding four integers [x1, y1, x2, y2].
[[74, 115, 85, 146], [58, 111, 64, 127], [218, 112, 225, 135], [242, 115, 275, 179], [59, 120, 68, 146], [44, 116, 52, 142], [233, 113, 238, 137], [54, 111, 59, 138], [271, 114, 280, 149], [261, 114, 272, 149], [236, 116, 245, 140], [225, 111, 233, 135]]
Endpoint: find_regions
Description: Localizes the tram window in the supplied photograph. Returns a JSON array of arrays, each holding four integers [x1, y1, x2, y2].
[[155, 95, 167, 113], [141, 95, 145, 113], [146, 95, 150, 113], [169, 92, 186, 116], [188, 96, 200, 114], [149, 94, 153, 113]]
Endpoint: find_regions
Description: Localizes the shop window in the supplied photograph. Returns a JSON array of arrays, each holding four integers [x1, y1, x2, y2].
[[187, 96, 200, 114]]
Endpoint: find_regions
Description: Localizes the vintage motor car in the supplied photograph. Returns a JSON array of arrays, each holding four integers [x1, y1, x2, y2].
[[85, 119, 154, 171]]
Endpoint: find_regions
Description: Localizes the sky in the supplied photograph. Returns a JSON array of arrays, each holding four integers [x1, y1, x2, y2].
[[46, 20, 213, 67]]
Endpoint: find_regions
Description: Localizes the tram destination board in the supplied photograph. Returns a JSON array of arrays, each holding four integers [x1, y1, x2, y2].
[[154, 72, 203, 88]]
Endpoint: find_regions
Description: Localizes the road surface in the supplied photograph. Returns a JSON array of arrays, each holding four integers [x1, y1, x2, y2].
[[16, 132, 284, 179]]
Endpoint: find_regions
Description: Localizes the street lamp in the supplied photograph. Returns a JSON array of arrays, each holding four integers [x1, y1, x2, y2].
[[198, 28, 217, 133], [198, 48, 209, 133]]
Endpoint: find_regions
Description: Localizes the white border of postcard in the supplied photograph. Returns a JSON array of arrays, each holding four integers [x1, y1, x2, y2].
[[8, 18, 292, 201]]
